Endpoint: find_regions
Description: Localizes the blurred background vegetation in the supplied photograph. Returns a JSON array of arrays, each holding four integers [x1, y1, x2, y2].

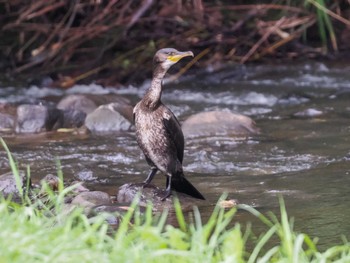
[[1, 0, 350, 87]]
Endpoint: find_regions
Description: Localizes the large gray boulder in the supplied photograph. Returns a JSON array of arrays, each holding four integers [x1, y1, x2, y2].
[[57, 94, 132, 115], [85, 103, 133, 132], [15, 104, 63, 133], [182, 110, 259, 138], [57, 94, 97, 115]]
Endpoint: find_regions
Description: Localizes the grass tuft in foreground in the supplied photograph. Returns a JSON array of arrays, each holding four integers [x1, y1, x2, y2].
[[1, 138, 350, 263]]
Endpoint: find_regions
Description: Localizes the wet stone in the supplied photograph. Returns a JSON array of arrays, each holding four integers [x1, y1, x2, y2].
[[91, 204, 137, 225], [93, 204, 136, 214], [61, 203, 77, 217], [219, 199, 238, 209], [182, 110, 259, 138], [15, 104, 63, 133], [69, 181, 90, 194], [46, 107, 64, 130], [88, 214, 120, 226], [40, 174, 61, 191], [71, 191, 111, 209], [0, 170, 31, 200], [88, 94, 132, 110], [61, 109, 86, 128], [57, 94, 97, 114], [16, 104, 47, 133], [85, 103, 133, 132], [0, 112, 15, 131], [117, 183, 199, 212]]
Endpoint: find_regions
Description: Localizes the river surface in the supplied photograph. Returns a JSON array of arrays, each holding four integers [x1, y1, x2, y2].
[[1, 62, 350, 250]]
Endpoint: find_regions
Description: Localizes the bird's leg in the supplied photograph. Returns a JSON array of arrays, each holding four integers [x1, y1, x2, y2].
[[161, 175, 172, 201], [143, 168, 158, 187], [166, 177, 169, 189]]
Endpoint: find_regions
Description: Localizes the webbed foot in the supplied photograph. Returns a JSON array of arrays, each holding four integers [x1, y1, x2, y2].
[[161, 188, 171, 201]]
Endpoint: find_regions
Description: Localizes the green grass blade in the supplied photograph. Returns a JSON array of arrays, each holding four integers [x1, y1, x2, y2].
[[174, 198, 187, 232], [248, 225, 277, 263]]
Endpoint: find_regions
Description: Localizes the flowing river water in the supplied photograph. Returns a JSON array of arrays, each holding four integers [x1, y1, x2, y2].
[[1, 62, 350, 250]]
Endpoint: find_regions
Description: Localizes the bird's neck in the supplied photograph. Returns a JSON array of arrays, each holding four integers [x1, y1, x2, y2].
[[143, 65, 167, 109]]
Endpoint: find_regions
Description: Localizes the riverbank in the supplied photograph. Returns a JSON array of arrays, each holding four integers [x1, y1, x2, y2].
[[2, 1, 350, 87]]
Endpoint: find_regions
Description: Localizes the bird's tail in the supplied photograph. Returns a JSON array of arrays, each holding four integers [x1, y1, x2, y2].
[[171, 174, 205, 200]]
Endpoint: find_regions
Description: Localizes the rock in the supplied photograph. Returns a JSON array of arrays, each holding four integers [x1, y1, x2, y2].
[[61, 109, 86, 128], [0, 170, 31, 200], [16, 104, 47, 133], [61, 203, 78, 217], [88, 94, 132, 110], [58, 93, 133, 116], [219, 199, 238, 209], [46, 107, 64, 130], [85, 103, 133, 132], [117, 183, 199, 212], [40, 174, 61, 191], [293, 108, 323, 118], [57, 94, 97, 114], [57, 94, 134, 130], [91, 204, 138, 225], [69, 181, 90, 193], [71, 191, 111, 209], [93, 204, 137, 214], [182, 110, 259, 138], [0, 112, 15, 131], [89, 213, 120, 226], [15, 104, 63, 133], [75, 169, 97, 181]]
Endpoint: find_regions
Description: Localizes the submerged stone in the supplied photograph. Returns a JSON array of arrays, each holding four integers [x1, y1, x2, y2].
[[182, 110, 259, 138], [294, 108, 324, 118]]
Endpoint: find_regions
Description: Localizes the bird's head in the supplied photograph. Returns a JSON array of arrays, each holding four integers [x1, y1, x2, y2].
[[153, 48, 194, 71]]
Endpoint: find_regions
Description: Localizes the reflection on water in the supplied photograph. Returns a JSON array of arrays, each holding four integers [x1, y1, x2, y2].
[[1, 62, 350, 250]]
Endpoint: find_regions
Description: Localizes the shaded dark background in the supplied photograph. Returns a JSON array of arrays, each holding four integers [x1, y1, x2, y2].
[[1, 0, 350, 86]]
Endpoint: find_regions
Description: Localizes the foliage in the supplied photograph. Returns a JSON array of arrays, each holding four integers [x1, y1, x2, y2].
[[1, 137, 350, 262], [1, 1, 350, 86]]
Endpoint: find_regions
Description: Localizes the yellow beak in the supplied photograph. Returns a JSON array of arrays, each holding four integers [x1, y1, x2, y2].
[[168, 51, 194, 63]]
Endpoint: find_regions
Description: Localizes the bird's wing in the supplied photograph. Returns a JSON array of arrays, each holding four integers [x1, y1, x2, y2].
[[162, 109, 184, 163]]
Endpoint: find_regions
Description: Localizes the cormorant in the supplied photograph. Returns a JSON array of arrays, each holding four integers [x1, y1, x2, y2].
[[133, 48, 205, 200]]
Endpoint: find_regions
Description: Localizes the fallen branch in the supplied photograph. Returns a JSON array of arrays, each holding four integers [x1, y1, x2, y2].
[[241, 17, 287, 63]]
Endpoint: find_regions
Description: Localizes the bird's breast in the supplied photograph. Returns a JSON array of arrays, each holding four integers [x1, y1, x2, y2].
[[135, 108, 166, 148]]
